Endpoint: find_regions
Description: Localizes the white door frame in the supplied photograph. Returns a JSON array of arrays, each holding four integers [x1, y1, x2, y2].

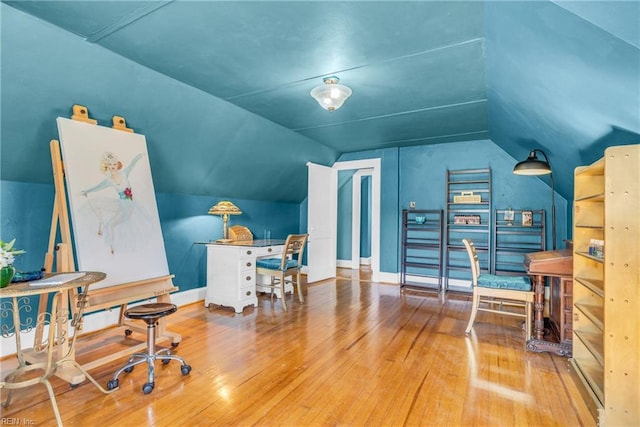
[[351, 169, 373, 270], [333, 159, 380, 282]]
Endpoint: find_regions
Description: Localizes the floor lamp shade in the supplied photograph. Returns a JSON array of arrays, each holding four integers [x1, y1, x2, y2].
[[513, 149, 556, 250]]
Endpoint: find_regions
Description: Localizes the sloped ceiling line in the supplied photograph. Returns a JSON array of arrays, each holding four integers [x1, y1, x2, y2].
[[226, 37, 486, 101], [294, 99, 488, 132], [551, 0, 640, 48], [381, 130, 490, 147], [86, 1, 174, 43]]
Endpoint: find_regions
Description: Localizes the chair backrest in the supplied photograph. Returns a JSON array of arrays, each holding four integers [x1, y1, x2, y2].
[[462, 239, 480, 286], [280, 234, 308, 270]]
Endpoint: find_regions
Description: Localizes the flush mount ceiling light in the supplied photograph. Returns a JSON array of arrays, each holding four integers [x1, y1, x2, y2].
[[310, 76, 352, 112]]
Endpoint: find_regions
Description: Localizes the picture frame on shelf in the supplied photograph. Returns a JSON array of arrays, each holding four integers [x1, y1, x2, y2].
[[454, 215, 481, 225], [503, 208, 514, 225], [522, 210, 533, 226]]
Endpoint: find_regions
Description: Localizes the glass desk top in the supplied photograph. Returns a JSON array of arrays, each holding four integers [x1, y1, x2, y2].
[[195, 239, 285, 247]]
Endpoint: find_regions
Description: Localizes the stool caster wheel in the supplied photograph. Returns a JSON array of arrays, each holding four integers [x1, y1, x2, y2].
[[70, 383, 80, 389], [125, 329, 133, 336], [171, 342, 179, 348], [124, 366, 134, 373], [181, 365, 192, 376], [107, 379, 119, 390], [142, 382, 154, 394], [162, 358, 171, 365]]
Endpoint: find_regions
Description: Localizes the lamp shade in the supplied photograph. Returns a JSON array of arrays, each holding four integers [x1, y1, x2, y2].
[[209, 201, 242, 242], [310, 76, 352, 112], [513, 151, 552, 175], [513, 148, 556, 250], [208, 200, 242, 216]]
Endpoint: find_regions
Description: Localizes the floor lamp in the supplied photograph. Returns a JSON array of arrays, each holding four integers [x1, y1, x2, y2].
[[513, 149, 556, 250]]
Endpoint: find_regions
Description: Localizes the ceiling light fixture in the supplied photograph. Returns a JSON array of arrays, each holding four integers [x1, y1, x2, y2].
[[310, 76, 352, 112]]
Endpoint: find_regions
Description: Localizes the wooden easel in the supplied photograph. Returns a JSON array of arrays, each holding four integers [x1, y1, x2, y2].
[[28, 105, 181, 379]]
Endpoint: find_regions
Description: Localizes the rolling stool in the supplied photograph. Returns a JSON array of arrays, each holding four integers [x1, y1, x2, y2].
[[106, 303, 191, 394]]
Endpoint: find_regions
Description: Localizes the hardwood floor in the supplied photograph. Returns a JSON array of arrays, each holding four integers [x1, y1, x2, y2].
[[1, 269, 595, 426]]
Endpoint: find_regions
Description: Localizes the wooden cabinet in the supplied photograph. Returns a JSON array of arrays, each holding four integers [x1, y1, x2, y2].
[[444, 168, 491, 290], [204, 242, 284, 313], [401, 209, 443, 291], [570, 144, 639, 425], [550, 276, 572, 343], [492, 209, 545, 275]]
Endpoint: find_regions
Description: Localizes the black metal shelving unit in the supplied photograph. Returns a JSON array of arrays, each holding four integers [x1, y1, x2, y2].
[[401, 209, 443, 291], [492, 209, 545, 275], [444, 168, 492, 291]]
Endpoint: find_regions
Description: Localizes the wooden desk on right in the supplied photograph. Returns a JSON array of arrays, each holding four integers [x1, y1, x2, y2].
[[524, 249, 573, 357]]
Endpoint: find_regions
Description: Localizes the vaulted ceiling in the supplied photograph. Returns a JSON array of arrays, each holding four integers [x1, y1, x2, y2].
[[1, 1, 638, 202]]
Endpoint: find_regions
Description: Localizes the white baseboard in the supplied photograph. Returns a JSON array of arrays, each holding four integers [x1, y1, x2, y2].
[[402, 274, 441, 286], [378, 271, 400, 284]]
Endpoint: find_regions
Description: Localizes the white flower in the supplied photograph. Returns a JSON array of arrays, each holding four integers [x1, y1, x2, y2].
[[0, 239, 24, 268], [0, 248, 15, 268]]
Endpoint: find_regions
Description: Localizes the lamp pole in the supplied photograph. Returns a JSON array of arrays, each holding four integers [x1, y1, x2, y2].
[[534, 149, 556, 250], [222, 213, 229, 240]]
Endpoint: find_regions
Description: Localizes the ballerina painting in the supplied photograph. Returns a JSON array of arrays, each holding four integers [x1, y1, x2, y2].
[[81, 151, 145, 254], [57, 117, 169, 289]]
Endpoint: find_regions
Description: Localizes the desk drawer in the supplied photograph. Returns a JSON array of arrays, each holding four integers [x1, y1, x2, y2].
[[240, 272, 254, 285], [240, 285, 255, 301], [247, 245, 282, 257], [241, 259, 254, 270]]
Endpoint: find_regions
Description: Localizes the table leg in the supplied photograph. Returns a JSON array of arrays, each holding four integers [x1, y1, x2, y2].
[[526, 274, 572, 357], [533, 274, 545, 340]]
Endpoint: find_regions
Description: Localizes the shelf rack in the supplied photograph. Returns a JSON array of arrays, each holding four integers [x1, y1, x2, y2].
[[444, 168, 491, 290], [400, 209, 443, 291], [492, 209, 545, 275], [570, 144, 639, 426]]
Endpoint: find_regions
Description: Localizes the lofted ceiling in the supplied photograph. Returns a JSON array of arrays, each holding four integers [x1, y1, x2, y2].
[[1, 1, 639, 203]]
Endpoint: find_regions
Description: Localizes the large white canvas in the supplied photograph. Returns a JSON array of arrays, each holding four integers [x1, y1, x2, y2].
[[57, 117, 169, 289]]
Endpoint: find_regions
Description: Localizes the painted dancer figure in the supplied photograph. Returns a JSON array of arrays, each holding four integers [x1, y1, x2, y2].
[[81, 151, 145, 254]]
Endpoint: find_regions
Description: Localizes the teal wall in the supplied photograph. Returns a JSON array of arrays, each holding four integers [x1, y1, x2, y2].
[[2, 139, 568, 285], [360, 177, 371, 259], [336, 140, 568, 274], [485, 1, 640, 201], [1, 180, 300, 291], [337, 172, 372, 262], [0, 4, 337, 203], [338, 148, 401, 274], [337, 170, 355, 261]]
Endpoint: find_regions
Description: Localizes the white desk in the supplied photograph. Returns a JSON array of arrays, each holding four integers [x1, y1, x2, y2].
[[202, 240, 290, 313]]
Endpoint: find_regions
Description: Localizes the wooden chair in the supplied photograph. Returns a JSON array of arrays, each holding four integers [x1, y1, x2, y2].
[[462, 238, 534, 338], [256, 234, 308, 311]]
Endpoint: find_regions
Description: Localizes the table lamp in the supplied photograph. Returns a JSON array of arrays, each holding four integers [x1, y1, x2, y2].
[[208, 201, 242, 242]]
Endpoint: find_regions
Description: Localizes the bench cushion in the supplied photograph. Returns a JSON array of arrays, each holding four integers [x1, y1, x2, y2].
[[477, 274, 531, 291], [256, 258, 298, 271]]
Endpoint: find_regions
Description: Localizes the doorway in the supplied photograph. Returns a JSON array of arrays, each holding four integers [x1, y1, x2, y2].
[[333, 159, 381, 282]]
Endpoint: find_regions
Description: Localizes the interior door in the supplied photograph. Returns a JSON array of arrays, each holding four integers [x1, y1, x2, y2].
[[306, 162, 337, 283]]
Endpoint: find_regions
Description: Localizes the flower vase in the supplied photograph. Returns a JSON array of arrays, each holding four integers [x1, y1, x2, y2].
[[0, 266, 15, 288]]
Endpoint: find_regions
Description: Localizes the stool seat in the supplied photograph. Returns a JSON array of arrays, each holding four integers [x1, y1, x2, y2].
[[125, 303, 177, 320], [107, 302, 191, 394]]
